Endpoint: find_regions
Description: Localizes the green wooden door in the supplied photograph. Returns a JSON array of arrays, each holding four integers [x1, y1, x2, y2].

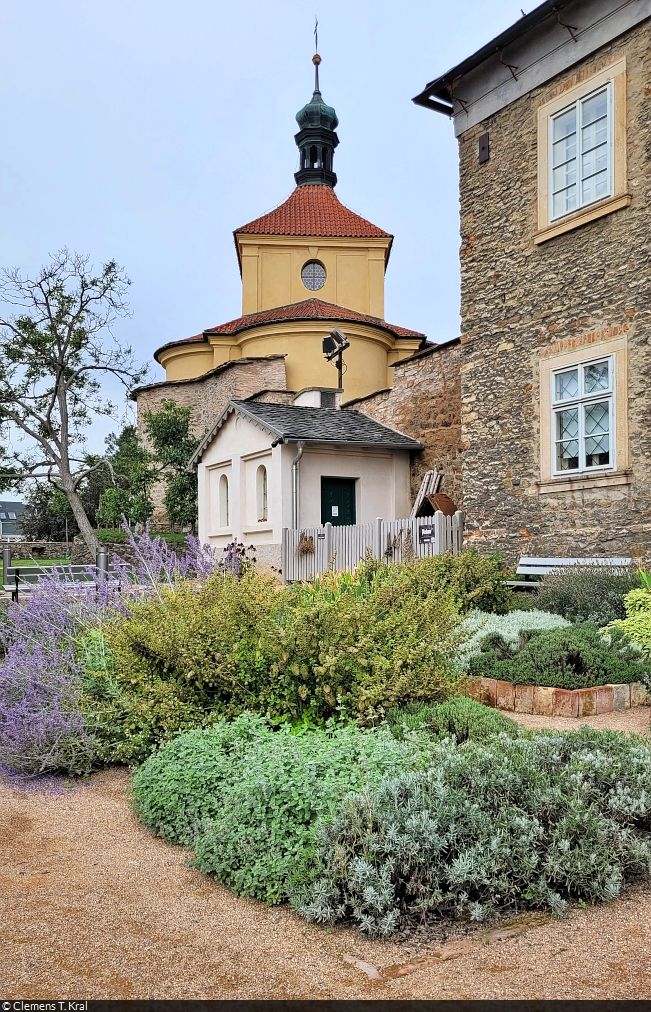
[[321, 477, 356, 527]]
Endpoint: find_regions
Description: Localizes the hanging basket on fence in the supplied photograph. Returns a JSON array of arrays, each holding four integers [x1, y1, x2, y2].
[[296, 532, 315, 556]]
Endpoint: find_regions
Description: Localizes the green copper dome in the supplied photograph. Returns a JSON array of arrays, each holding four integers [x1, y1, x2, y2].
[[295, 89, 339, 133], [294, 56, 339, 188]]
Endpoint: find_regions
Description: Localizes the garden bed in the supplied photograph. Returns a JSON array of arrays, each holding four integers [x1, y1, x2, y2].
[[472, 676, 649, 717]]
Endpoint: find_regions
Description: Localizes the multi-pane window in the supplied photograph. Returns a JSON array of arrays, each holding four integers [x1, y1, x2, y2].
[[552, 358, 613, 474], [550, 84, 612, 221]]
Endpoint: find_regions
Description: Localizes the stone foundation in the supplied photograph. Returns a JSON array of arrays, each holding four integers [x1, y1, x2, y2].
[[470, 677, 649, 717]]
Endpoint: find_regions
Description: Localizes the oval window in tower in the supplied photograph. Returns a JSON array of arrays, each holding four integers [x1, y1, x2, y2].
[[301, 260, 326, 291]]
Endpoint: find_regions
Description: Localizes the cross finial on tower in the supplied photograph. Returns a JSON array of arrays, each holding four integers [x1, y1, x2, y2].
[[313, 17, 321, 92]]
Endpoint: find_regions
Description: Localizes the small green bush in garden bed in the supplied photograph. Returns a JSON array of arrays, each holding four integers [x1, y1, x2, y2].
[[300, 726, 651, 934], [468, 623, 650, 690], [386, 696, 518, 742], [94, 529, 187, 545], [133, 712, 651, 934], [105, 554, 506, 760], [131, 713, 441, 904], [608, 588, 651, 657], [455, 609, 570, 670], [535, 565, 640, 626]]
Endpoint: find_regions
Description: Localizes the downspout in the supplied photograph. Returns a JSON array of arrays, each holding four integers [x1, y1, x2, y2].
[[291, 440, 305, 530]]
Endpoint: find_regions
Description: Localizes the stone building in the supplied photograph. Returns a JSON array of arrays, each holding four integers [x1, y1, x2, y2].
[[132, 56, 466, 536], [414, 0, 651, 562]]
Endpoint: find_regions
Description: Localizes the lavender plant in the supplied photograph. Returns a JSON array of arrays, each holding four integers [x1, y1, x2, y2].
[[0, 525, 224, 774]]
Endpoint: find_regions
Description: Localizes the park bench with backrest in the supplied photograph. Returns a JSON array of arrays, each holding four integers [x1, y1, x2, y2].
[[505, 556, 633, 589]]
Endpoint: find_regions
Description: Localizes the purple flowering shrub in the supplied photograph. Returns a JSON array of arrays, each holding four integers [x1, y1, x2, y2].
[[0, 576, 100, 774], [0, 526, 227, 774]]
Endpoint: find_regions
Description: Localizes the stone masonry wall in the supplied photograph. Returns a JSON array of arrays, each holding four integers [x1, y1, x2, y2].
[[344, 340, 463, 506], [132, 356, 289, 524], [457, 19, 651, 564], [133, 355, 288, 440]]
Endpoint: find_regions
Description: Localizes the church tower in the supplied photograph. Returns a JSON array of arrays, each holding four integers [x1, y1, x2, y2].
[[294, 54, 339, 188], [151, 55, 425, 402]]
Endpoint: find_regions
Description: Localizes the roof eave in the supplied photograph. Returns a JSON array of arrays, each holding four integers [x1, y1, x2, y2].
[[272, 436, 424, 451], [412, 0, 564, 114], [189, 400, 284, 468]]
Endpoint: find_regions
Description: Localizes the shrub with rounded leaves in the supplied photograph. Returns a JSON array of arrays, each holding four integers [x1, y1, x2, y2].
[[607, 589, 651, 659], [132, 714, 440, 904]]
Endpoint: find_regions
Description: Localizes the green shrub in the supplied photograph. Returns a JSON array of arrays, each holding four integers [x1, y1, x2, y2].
[[392, 550, 512, 615], [104, 560, 465, 744], [132, 715, 439, 904], [456, 609, 570, 670], [468, 623, 650, 690], [275, 560, 463, 718], [387, 696, 518, 742], [300, 727, 651, 934], [93, 528, 187, 545], [535, 565, 639, 625], [608, 589, 651, 658]]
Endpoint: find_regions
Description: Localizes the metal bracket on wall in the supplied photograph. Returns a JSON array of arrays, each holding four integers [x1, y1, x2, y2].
[[498, 49, 519, 81], [554, 7, 578, 41]]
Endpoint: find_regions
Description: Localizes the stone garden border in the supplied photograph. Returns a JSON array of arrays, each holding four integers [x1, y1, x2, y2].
[[471, 677, 649, 718]]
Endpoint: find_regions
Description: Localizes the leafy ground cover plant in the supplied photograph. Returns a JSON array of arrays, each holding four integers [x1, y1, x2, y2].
[[455, 609, 570, 670], [131, 714, 440, 904], [386, 696, 518, 742], [468, 623, 650, 690], [608, 588, 651, 658], [535, 565, 639, 625], [299, 727, 651, 935]]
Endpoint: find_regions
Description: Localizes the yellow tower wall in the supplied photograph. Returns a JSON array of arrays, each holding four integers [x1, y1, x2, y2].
[[237, 236, 391, 318]]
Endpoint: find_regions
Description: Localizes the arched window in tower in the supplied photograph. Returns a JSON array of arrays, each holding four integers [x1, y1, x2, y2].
[[310, 145, 318, 168], [256, 464, 268, 522], [219, 474, 229, 528], [301, 260, 326, 291]]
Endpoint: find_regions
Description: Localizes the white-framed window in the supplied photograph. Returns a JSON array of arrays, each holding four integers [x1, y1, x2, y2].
[[552, 356, 614, 475], [549, 83, 612, 222], [256, 464, 268, 522], [219, 473, 229, 527]]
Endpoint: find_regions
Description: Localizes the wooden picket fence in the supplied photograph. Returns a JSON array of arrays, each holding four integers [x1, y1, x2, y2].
[[281, 510, 464, 583]]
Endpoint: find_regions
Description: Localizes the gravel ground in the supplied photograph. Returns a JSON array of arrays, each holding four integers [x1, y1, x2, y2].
[[2, 708, 651, 1000]]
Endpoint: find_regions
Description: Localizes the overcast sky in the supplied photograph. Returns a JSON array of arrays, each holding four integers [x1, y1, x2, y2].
[[0, 0, 527, 452]]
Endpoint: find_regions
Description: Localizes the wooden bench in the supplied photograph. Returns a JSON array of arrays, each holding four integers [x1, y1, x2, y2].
[[506, 556, 633, 589]]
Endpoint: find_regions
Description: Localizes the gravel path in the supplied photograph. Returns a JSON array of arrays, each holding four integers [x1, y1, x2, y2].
[[2, 708, 651, 1000]]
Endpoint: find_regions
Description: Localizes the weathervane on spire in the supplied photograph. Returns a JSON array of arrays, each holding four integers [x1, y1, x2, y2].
[[294, 18, 338, 188], [313, 16, 321, 92]]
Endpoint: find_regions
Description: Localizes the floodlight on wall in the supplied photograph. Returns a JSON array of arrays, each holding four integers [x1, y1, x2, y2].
[[322, 327, 349, 389]]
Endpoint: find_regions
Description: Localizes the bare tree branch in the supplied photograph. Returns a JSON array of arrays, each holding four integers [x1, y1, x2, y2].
[[0, 249, 148, 553]]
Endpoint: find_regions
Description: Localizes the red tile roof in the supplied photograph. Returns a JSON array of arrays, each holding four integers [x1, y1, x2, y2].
[[153, 299, 425, 362], [234, 185, 392, 240], [204, 299, 424, 338]]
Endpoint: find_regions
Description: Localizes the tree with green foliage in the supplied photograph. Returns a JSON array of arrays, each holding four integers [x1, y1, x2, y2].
[[96, 425, 156, 527], [143, 401, 200, 530], [0, 250, 147, 554]]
